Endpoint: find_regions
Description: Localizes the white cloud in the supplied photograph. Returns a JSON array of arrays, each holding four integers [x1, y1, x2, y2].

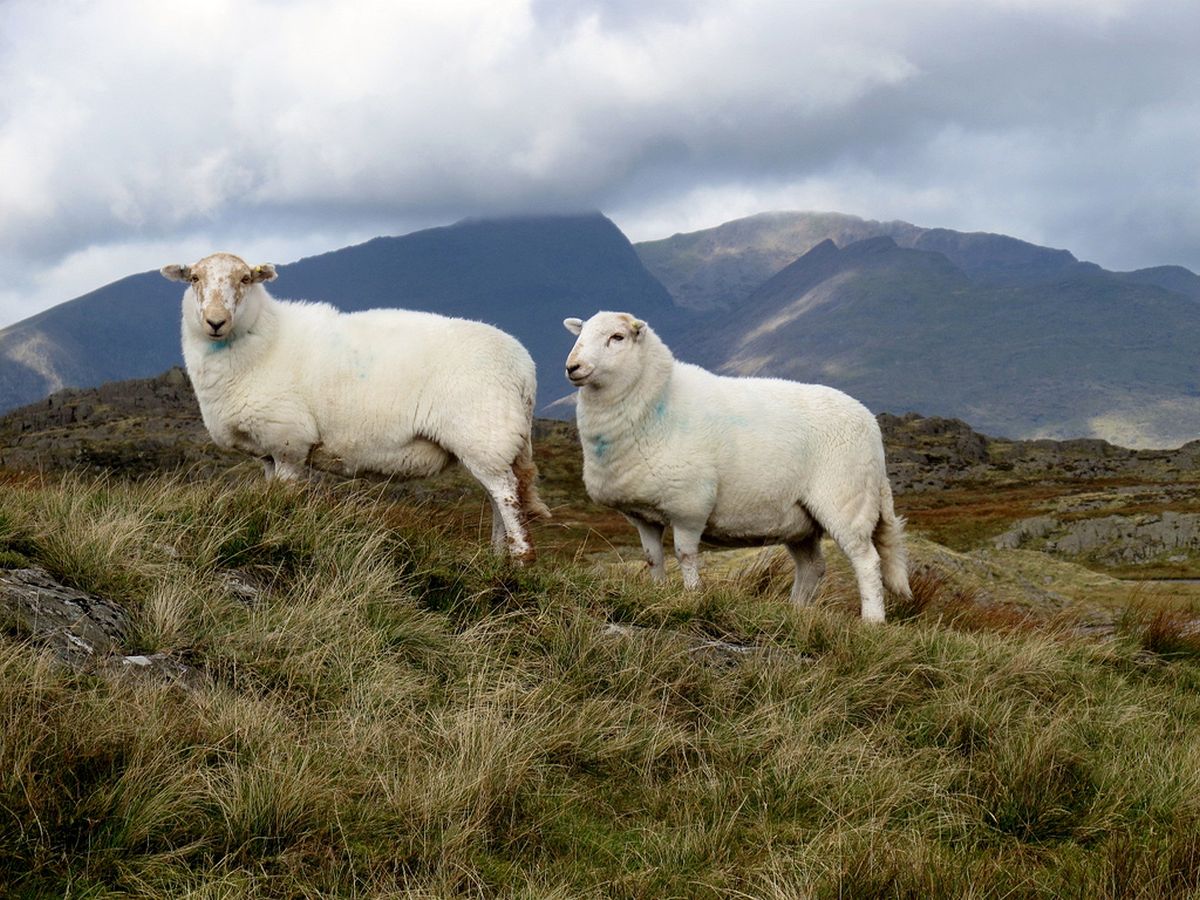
[[2, 0, 1199, 327]]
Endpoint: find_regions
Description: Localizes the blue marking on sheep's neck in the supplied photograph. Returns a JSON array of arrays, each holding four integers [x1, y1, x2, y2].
[[591, 434, 612, 459], [207, 339, 230, 354]]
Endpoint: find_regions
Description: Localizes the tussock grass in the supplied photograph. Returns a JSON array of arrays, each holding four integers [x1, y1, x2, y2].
[[1119, 598, 1200, 662], [2, 475, 1200, 896]]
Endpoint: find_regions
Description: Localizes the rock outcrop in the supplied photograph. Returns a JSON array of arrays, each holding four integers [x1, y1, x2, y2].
[[995, 512, 1200, 568], [0, 566, 128, 664], [0, 566, 196, 682]]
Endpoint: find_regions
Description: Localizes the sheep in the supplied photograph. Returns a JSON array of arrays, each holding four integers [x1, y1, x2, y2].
[[161, 252, 549, 561], [562, 311, 910, 622]]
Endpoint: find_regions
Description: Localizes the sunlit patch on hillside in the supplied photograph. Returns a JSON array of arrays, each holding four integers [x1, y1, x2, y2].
[[1088, 397, 1200, 449]]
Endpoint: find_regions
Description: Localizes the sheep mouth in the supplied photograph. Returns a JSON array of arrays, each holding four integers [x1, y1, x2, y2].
[[567, 372, 591, 386]]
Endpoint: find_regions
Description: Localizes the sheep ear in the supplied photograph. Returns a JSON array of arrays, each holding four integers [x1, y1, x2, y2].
[[161, 264, 191, 283], [563, 317, 583, 336], [251, 264, 277, 283], [629, 319, 646, 339]]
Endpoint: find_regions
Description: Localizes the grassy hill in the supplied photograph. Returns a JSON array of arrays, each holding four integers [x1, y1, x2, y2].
[[3, 473, 1200, 896]]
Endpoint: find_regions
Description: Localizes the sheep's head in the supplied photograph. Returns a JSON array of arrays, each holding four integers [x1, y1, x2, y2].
[[563, 311, 648, 391], [161, 253, 276, 341]]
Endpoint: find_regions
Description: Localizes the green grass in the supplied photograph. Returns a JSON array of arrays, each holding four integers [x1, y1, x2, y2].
[[2, 475, 1200, 897]]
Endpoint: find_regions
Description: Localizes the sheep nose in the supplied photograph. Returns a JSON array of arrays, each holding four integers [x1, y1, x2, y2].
[[567, 363, 582, 375], [206, 317, 227, 331]]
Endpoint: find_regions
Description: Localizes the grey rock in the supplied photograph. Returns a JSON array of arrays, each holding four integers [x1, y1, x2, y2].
[[993, 516, 1060, 550], [104, 651, 195, 685], [0, 567, 200, 686], [221, 570, 262, 605], [0, 566, 128, 663]]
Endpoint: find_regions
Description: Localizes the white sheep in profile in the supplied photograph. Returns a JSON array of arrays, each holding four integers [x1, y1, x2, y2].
[[563, 311, 910, 621], [162, 252, 549, 561]]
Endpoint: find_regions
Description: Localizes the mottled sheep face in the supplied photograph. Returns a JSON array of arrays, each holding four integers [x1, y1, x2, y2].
[[161, 253, 276, 341], [563, 311, 647, 390]]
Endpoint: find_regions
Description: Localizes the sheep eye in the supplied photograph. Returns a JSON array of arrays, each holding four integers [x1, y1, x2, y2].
[[240, 275, 251, 284], [609, 333, 625, 344], [190, 275, 199, 283]]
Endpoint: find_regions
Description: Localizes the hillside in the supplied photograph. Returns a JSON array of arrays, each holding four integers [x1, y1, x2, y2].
[[7, 368, 1200, 584], [3, 458, 1200, 895], [4, 372, 1200, 894], [0, 213, 676, 415]]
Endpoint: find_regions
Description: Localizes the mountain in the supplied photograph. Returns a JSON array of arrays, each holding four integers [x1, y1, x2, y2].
[[0, 272, 184, 420], [0, 213, 676, 414], [5, 208, 1200, 447], [676, 233, 1200, 446], [634, 211, 924, 312]]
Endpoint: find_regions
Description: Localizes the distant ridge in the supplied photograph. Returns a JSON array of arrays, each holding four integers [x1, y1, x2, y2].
[[635, 210, 1200, 310]]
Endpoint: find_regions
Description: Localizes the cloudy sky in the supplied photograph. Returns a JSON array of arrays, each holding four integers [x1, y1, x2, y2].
[[1, 0, 1198, 327]]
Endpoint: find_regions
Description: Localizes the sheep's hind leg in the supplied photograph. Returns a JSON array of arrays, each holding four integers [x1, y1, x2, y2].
[[672, 522, 704, 590], [271, 456, 308, 482], [488, 497, 508, 555], [830, 530, 886, 623], [625, 515, 666, 582], [467, 464, 535, 563], [786, 532, 826, 606]]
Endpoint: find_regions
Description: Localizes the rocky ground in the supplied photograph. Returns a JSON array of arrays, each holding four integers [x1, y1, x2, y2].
[[0, 367, 239, 476], [879, 411, 1200, 492]]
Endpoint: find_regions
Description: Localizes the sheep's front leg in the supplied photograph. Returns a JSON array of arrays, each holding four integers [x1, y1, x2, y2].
[[672, 522, 704, 590], [625, 515, 666, 582]]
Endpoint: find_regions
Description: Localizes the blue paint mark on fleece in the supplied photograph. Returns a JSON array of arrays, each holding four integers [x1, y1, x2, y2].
[[207, 339, 230, 355], [591, 435, 611, 459]]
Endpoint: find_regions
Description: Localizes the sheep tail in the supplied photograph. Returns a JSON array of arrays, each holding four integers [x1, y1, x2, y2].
[[513, 434, 551, 523], [873, 480, 911, 598]]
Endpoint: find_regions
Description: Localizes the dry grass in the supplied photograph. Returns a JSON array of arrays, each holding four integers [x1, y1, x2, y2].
[[2, 475, 1200, 896]]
